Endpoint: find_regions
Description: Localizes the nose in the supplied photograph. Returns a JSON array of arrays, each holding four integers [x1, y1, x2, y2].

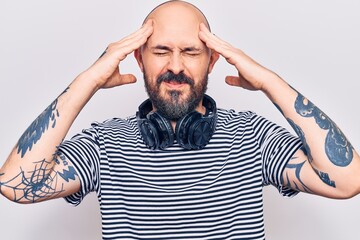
[[167, 53, 185, 74]]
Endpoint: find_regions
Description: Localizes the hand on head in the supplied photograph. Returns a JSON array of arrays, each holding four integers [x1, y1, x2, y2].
[[86, 20, 154, 90], [198, 23, 275, 92], [86, 0, 274, 94]]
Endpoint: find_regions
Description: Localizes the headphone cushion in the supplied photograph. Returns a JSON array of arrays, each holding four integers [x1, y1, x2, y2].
[[175, 111, 202, 149], [188, 118, 214, 148], [138, 118, 159, 149], [147, 112, 175, 149]]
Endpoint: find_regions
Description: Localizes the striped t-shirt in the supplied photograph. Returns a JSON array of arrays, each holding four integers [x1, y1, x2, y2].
[[59, 109, 302, 240]]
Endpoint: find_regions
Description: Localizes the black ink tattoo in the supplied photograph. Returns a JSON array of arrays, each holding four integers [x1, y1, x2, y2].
[[52, 150, 78, 182], [98, 47, 108, 59], [0, 159, 64, 202], [314, 169, 336, 188], [287, 119, 313, 162], [283, 158, 313, 193], [294, 93, 353, 167], [0, 151, 77, 202], [17, 101, 59, 158], [17, 87, 69, 158]]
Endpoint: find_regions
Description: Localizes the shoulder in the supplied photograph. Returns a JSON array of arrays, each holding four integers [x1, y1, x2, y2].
[[215, 108, 277, 134], [216, 108, 259, 125], [92, 115, 137, 128], [85, 115, 138, 137]]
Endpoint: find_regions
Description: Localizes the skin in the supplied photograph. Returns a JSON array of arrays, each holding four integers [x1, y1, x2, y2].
[[198, 23, 360, 198], [134, 1, 219, 127], [1, 0, 360, 205]]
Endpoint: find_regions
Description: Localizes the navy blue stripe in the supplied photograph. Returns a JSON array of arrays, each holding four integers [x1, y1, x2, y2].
[[60, 109, 300, 239]]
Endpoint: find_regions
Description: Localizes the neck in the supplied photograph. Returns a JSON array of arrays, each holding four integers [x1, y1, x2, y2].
[[169, 100, 206, 131]]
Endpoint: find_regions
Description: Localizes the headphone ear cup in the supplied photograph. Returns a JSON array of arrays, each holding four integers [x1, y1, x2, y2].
[[188, 118, 213, 149], [147, 112, 175, 149], [175, 112, 202, 149], [137, 118, 160, 149]]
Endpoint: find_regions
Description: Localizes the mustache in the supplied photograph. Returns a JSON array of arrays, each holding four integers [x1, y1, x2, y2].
[[156, 71, 194, 86]]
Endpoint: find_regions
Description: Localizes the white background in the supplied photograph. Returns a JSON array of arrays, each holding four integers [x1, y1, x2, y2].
[[1, 0, 360, 239]]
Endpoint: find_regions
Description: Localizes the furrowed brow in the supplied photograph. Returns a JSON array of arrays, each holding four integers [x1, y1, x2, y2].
[[182, 47, 203, 52], [151, 45, 173, 51]]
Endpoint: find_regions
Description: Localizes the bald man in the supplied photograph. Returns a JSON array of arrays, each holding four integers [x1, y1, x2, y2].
[[1, 1, 360, 239]]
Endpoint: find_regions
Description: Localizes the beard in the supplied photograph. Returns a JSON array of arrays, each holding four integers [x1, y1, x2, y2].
[[144, 70, 208, 121]]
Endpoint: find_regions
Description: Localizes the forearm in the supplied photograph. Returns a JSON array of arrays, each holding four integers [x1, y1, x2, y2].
[[0, 72, 98, 202], [263, 75, 360, 196]]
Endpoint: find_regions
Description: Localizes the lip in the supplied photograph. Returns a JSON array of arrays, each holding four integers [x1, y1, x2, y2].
[[162, 81, 187, 89]]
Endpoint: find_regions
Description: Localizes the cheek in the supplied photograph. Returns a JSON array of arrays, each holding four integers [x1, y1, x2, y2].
[[185, 58, 210, 79], [142, 51, 167, 71], [144, 60, 170, 84]]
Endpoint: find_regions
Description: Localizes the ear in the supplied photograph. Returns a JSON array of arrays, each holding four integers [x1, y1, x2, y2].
[[207, 50, 220, 74], [134, 48, 144, 72]]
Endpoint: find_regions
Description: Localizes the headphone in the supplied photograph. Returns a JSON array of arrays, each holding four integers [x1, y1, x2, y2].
[[136, 94, 217, 150]]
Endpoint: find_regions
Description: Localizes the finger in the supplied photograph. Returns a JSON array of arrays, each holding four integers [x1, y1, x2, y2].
[[199, 24, 235, 61], [116, 27, 152, 55], [107, 21, 153, 60], [114, 20, 153, 48], [115, 20, 153, 42], [225, 76, 241, 87], [199, 23, 231, 49], [103, 72, 137, 89], [226, 75, 260, 91], [119, 74, 137, 85]]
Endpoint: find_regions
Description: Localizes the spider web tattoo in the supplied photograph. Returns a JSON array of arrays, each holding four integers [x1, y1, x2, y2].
[[0, 159, 65, 203]]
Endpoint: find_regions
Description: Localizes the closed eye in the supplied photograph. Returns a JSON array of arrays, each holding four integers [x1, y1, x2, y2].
[[184, 52, 201, 57], [182, 47, 203, 57], [153, 51, 169, 56]]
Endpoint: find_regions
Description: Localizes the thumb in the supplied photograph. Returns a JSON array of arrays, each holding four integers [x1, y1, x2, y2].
[[102, 72, 137, 89], [119, 74, 137, 85], [225, 75, 241, 87]]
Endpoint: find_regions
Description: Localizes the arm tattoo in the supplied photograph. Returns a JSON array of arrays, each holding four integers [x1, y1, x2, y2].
[[287, 120, 313, 162], [283, 157, 313, 193], [314, 169, 336, 188], [0, 159, 64, 202], [0, 151, 77, 202], [17, 101, 59, 158], [52, 150, 78, 182], [294, 92, 353, 167], [283, 157, 337, 191], [17, 87, 69, 158]]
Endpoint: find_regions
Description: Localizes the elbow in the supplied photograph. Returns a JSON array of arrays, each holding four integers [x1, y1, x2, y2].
[[1, 188, 33, 204], [343, 187, 360, 199], [336, 191, 360, 200], [334, 183, 360, 200], [0, 186, 15, 203], [0, 176, 31, 204], [0, 186, 18, 203]]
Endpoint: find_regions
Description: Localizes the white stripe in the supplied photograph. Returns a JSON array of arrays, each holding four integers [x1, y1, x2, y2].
[[61, 109, 301, 239]]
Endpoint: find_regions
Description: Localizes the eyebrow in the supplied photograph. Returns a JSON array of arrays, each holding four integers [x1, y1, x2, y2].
[[150, 45, 203, 52], [151, 45, 172, 51], [181, 47, 203, 52]]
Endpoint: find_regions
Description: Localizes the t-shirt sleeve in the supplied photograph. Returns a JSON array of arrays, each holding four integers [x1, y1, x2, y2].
[[250, 113, 303, 197], [57, 123, 101, 206]]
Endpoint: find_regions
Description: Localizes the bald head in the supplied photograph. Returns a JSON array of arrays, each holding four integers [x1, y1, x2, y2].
[[141, 0, 212, 57], [144, 0, 211, 31]]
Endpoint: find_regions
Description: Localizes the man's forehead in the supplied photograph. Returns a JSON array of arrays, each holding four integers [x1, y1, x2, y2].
[[146, 23, 205, 49], [146, 25, 206, 50]]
